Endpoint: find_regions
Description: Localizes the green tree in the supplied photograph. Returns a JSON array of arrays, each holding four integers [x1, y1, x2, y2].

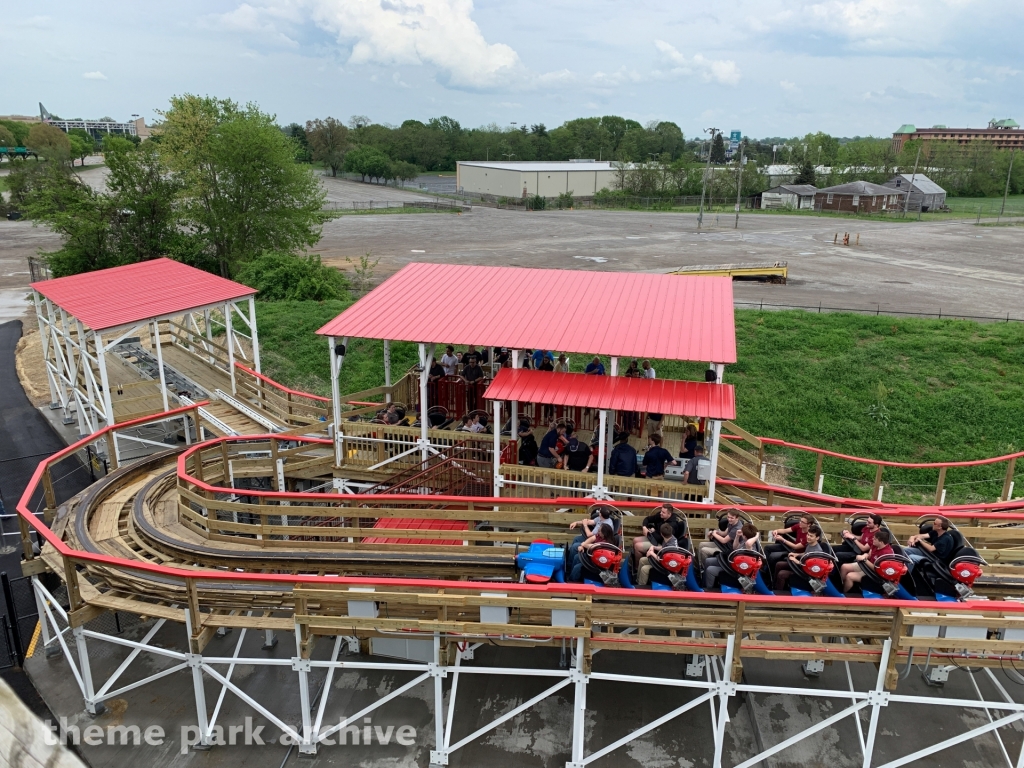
[[0, 125, 14, 147], [710, 132, 726, 164], [236, 253, 349, 301], [68, 135, 91, 166], [27, 123, 71, 154], [305, 117, 349, 177], [793, 158, 816, 185], [158, 94, 325, 277], [391, 160, 420, 186], [0, 120, 32, 146], [343, 146, 373, 181]]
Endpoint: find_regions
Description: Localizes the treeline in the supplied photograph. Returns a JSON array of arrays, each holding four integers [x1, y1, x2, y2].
[[5, 94, 342, 294], [286, 115, 1023, 198]]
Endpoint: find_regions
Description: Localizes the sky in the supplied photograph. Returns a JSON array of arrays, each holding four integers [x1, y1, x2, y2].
[[4, 0, 1023, 139]]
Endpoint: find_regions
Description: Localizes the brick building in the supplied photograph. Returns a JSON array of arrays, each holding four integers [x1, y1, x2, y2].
[[814, 181, 904, 214], [891, 119, 1022, 154]]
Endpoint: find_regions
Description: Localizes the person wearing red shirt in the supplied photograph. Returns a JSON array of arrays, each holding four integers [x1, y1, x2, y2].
[[765, 514, 813, 574], [841, 529, 896, 593], [837, 514, 883, 565]]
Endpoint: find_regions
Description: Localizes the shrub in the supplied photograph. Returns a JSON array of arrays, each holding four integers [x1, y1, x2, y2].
[[236, 252, 350, 301], [527, 194, 546, 210]]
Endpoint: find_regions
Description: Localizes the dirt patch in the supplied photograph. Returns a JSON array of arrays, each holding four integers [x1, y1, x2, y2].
[[16, 325, 51, 407]]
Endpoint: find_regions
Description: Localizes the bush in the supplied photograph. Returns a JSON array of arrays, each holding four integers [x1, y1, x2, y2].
[[236, 253, 350, 301], [527, 194, 546, 210], [555, 190, 575, 209]]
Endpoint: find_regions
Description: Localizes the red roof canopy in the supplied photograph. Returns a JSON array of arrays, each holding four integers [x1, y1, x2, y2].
[[31, 258, 256, 332], [484, 368, 736, 420], [317, 263, 736, 364]]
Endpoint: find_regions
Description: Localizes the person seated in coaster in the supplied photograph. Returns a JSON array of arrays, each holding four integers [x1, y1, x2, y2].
[[636, 523, 680, 586], [455, 415, 472, 432], [569, 523, 616, 582], [642, 434, 675, 478], [764, 514, 813, 575], [632, 504, 687, 568], [905, 516, 955, 572], [838, 514, 883, 565], [698, 509, 742, 568], [841, 529, 895, 593], [703, 524, 759, 590], [774, 525, 825, 590]]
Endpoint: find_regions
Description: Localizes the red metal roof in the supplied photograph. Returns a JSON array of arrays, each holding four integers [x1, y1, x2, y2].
[[484, 368, 736, 420], [31, 258, 256, 332], [365, 517, 468, 546], [317, 263, 736, 363]]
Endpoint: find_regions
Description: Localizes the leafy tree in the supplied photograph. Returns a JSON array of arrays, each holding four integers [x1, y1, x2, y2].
[[710, 132, 726, 164], [391, 160, 419, 186], [343, 146, 373, 181], [305, 117, 349, 177], [68, 135, 92, 166], [282, 123, 312, 162], [793, 158, 816, 185], [0, 120, 32, 146], [27, 123, 71, 154], [236, 253, 349, 301], [345, 146, 392, 183], [158, 94, 325, 277], [0, 125, 14, 147]]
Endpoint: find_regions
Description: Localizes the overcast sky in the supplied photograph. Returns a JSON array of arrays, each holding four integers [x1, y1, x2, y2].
[[5, 0, 1022, 139]]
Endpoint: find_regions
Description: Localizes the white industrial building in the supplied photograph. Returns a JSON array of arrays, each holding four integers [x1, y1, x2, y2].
[[760, 184, 818, 210], [455, 160, 623, 198]]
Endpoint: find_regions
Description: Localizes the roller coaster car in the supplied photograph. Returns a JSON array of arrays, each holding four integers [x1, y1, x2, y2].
[[705, 509, 753, 560], [788, 550, 844, 598], [579, 542, 625, 587], [857, 552, 915, 599], [516, 540, 566, 583], [719, 546, 771, 595], [646, 546, 696, 591], [907, 520, 987, 601]]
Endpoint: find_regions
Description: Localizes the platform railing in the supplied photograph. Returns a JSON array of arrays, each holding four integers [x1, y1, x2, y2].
[[499, 463, 708, 503]]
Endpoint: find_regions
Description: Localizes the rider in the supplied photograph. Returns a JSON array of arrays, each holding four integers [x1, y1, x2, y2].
[[837, 514, 883, 565], [569, 523, 615, 582], [698, 509, 742, 569], [703, 523, 759, 590], [840, 528, 895, 593], [636, 523, 680, 586], [632, 504, 687, 568], [774, 524, 825, 590], [905, 516, 955, 572], [765, 514, 813, 575]]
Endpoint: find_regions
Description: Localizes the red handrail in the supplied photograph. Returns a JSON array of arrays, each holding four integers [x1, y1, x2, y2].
[[234, 362, 330, 403], [758, 436, 1024, 470]]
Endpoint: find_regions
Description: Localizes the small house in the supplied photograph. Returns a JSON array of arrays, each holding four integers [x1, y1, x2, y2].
[[882, 174, 946, 212], [760, 184, 818, 210], [814, 181, 905, 214]]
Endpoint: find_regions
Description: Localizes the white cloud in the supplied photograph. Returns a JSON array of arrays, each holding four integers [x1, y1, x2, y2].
[[654, 40, 740, 85], [780, 80, 797, 91], [82, 71, 107, 80], [306, 0, 520, 88], [208, 2, 300, 47]]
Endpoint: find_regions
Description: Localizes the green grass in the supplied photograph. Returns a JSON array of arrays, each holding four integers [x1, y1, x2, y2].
[[255, 303, 1024, 504]]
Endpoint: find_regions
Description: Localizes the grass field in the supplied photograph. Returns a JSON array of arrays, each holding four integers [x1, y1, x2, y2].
[[255, 302, 1024, 504]]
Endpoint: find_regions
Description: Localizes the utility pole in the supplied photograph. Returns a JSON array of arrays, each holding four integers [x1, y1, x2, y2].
[[1001, 149, 1016, 218], [904, 144, 921, 217], [734, 147, 745, 229], [698, 127, 718, 230]]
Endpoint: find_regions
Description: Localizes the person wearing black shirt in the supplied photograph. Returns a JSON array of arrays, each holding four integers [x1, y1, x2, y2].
[[537, 423, 565, 468], [906, 516, 956, 572], [564, 436, 594, 472], [631, 504, 687, 566], [642, 434, 676, 478], [679, 424, 698, 460], [427, 359, 445, 406], [538, 357, 555, 372], [608, 432, 638, 477]]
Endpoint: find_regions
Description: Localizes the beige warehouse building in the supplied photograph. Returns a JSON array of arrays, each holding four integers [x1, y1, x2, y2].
[[456, 160, 623, 198]]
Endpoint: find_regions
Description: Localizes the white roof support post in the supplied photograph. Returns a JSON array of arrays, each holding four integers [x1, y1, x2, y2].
[[94, 332, 118, 464], [32, 290, 59, 408], [383, 340, 392, 403], [509, 350, 521, 455], [247, 297, 261, 375], [76, 319, 98, 435], [705, 363, 725, 504], [418, 343, 435, 463], [58, 305, 79, 424], [152, 320, 170, 413], [596, 408, 608, 494], [606, 356, 619, 470], [203, 309, 215, 364], [329, 336, 347, 466], [42, 298, 71, 415], [493, 398, 502, 497], [224, 301, 236, 394]]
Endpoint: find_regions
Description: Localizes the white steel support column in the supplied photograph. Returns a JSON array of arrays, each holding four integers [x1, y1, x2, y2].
[[510, 350, 522, 444], [76, 319, 98, 434], [247, 297, 261, 374], [711, 634, 737, 768], [58, 306, 79, 424], [568, 637, 588, 768], [595, 409, 608, 493], [203, 309, 215, 364], [72, 625, 101, 715], [861, 638, 892, 768], [224, 302, 237, 394], [294, 626, 316, 755], [94, 332, 115, 428], [432, 634, 445, 764], [32, 291, 59, 407], [418, 343, 434, 463], [383, 340, 392, 403], [606, 357, 618, 470], [493, 398, 502, 497], [152, 320, 170, 413], [329, 336, 347, 466], [706, 363, 725, 504], [31, 576, 55, 656]]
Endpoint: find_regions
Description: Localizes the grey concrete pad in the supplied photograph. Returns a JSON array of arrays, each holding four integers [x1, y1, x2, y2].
[[25, 615, 1024, 768]]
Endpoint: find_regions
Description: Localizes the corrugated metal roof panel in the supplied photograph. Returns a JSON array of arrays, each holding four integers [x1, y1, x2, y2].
[[317, 263, 737, 364], [31, 258, 256, 332], [483, 368, 736, 419]]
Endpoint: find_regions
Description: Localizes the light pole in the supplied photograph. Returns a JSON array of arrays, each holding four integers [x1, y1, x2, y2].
[[1001, 149, 1016, 219], [734, 146, 745, 229], [697, 127, 718, 230]]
